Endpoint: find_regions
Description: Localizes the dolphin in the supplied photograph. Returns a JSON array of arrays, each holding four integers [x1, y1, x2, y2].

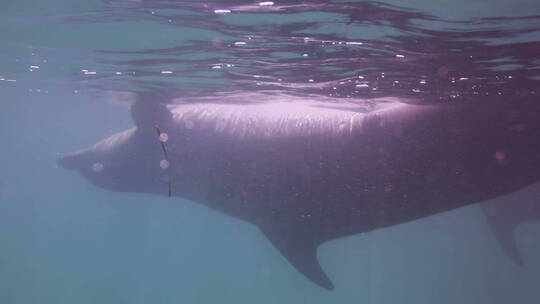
[[58, 91, 540, 290]]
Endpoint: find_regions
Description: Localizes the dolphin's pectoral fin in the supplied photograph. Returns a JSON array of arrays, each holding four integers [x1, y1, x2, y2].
[[482, 196, 540, 265], [259, 224, 334, 290]]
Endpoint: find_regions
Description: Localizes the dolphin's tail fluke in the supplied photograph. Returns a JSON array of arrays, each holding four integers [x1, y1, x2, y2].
[[482, 183, 540, 265]]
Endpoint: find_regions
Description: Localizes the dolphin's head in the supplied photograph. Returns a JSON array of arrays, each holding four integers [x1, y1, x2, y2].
[[58, 98, 178, 195], [58, 125, 175, 195]]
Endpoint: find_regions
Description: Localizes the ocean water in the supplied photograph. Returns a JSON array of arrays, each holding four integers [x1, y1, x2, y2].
[[1, 0, 540, 303]]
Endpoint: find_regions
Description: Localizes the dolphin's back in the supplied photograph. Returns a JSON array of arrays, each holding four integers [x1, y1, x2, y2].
[[148, 97, 540, 289]]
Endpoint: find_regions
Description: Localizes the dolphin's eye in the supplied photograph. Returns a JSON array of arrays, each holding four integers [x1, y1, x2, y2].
[[91, 162, 104, 173]]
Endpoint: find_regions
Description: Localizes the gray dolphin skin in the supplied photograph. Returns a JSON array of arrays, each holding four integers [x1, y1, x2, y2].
[[59, 92, 540, 290]]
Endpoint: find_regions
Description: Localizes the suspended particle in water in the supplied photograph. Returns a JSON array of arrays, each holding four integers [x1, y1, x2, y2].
[[338, 121, 347, 131], [437, 66, 449, 76], [493, 151, 507, 165], [523, 233, 535, 246], [159, 133, 169, 142], [92, 162, 104, 172], [160, 159, 170, 169], [185, 120, 194, 129], [212, 38, 222, 47]]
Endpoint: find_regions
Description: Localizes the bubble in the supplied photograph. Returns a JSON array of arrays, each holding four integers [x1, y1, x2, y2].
[[92, 162, 104, 172], [159, 133, 169, 142], [160, 159, 170, 169]]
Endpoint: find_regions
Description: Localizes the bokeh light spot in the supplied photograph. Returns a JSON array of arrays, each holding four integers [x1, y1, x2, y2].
[[92, 162, 104, 172], [160, 159, 170, 169], [159, 133, 169, 142]]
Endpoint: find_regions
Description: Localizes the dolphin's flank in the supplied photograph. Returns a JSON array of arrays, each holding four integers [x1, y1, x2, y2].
[[58, 92, 540, 289]]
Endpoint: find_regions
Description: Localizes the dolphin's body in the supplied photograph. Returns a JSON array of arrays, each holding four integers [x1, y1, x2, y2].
[[59, 92, 540, 289]]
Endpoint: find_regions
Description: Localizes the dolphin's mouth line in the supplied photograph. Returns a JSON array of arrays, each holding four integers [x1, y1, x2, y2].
[[155, 125, 172, 197]]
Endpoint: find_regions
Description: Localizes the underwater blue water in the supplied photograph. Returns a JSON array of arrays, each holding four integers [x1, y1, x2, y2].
[[1, 0, 540, 303]]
